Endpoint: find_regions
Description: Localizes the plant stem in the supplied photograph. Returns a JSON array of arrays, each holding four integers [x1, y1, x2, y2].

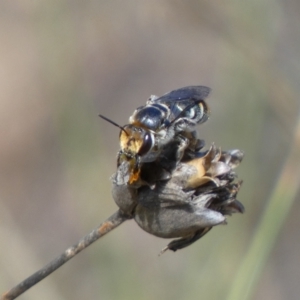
[[1, 210, 129, 300]]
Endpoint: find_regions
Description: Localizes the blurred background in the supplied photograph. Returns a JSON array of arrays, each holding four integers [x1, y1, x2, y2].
[[1, 1, 300, 300]]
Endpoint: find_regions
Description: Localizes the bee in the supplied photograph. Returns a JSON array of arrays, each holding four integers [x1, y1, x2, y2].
[[100, 86, 211, 185], [123, 86, 211, 160]]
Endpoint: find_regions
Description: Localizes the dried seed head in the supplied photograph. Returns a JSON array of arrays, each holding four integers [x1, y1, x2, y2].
[[112, 143, 244, 252]]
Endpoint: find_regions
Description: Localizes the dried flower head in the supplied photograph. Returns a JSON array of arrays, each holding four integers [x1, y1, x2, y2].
[[112, 144, 244, 252], [110, 85, 244, 252]]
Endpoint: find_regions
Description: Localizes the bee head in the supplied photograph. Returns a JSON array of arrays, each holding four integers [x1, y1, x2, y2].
[[99, 114, 154, 158], [120, 125, 154, 156]]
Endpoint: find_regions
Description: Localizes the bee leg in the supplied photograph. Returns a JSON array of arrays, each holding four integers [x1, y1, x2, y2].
[[174, 135, 190, 162], [160, 227, 211, 254], [173, 117, 198, 133]]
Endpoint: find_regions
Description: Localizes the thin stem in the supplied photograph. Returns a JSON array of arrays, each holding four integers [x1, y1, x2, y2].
[[1, 210, 130, 300]]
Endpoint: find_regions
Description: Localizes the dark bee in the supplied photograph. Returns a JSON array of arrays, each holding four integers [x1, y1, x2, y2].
[[122, 86, 210, 161], [144, 85, 210, 127], [101, 86, 211, 185]]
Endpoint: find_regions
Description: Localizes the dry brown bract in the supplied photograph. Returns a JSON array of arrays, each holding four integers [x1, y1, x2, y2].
[[112, 144, 244, 253]]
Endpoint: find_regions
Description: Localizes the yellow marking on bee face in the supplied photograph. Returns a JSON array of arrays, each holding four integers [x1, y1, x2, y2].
[[119, 127, 144, 154]]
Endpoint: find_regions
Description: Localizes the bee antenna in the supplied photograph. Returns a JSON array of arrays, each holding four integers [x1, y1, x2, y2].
[[99, 114, 129, 136]]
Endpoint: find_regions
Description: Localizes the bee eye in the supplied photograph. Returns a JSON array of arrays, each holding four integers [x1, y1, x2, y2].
[[138, 132, 153, 156]]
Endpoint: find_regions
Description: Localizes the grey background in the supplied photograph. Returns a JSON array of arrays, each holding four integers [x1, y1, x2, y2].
[[1, 1, 299, 299]]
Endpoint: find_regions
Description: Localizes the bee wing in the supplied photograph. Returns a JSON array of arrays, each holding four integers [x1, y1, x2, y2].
[[152, 86, 211, 105]]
